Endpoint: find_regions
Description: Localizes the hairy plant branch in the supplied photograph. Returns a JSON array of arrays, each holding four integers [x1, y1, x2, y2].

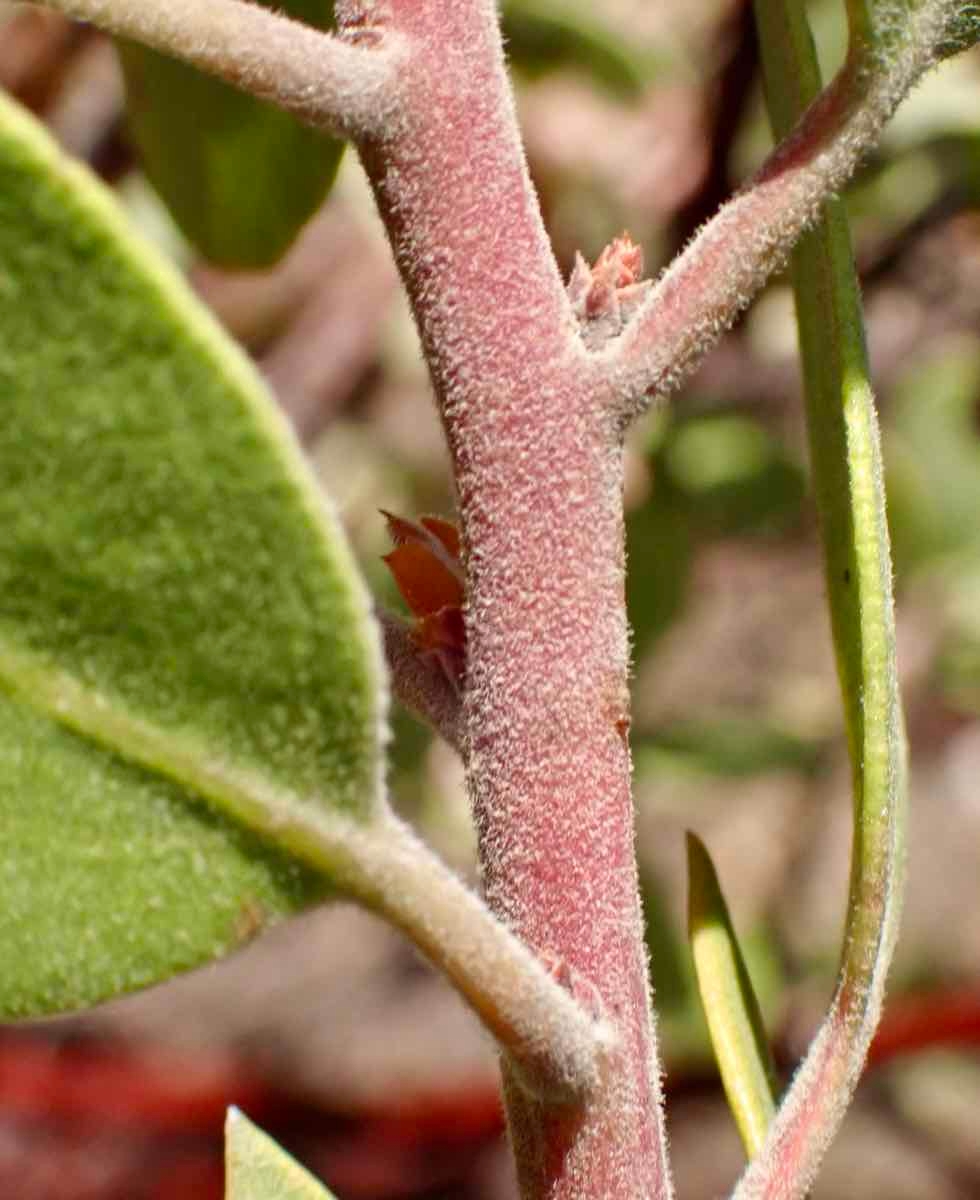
[[378, 610, 462, 752], [602, 0, 950, 423], [348, 0, 672, 1193], [9, 0, 949, 1188], [31, 0, 406, 139], [339, 813, 612, 1105], [6, 649, 600, 1105]]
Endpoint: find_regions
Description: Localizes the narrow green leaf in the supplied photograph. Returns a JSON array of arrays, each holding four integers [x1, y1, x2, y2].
[[226, 1109, 337, 1199], [0, 90, 385, 1016], [757, 0, 907, 998], [117, 0, 344, 267], [687, 833, 777, 1158], [732, 0, 908, 1195]]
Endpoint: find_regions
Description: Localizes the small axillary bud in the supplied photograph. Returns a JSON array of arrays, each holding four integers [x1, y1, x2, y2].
[[567, 233, 653, 352]]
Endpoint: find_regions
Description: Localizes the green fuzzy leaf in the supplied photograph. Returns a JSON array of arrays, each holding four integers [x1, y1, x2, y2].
[[117, 0, 344, 267], [0, 90, 385, 1017], [226, 1109, 337, 1199]]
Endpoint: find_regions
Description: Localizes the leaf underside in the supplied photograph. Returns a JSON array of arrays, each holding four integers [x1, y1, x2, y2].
[[0, 90, 384, 1017]]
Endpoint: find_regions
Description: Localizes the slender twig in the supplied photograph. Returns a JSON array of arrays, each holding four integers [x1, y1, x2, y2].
[[600, 0, 947, 423], [32, 0, 406, 138], [378, 610, 462, 752], [728, 0, 907, 1194]]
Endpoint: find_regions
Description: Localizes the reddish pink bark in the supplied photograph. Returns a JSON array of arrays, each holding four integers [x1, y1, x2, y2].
[[338, 0, 669, 1195]]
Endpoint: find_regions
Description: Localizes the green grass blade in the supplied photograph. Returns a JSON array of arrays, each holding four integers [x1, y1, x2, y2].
[[687, 833, 777, 1158], [226, 1109, 337, 1199]]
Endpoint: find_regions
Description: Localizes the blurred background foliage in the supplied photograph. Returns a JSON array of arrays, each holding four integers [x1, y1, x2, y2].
[[2, 0, 980, 1196]]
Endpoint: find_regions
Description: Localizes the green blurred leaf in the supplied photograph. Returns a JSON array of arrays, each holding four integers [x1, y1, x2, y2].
[[627, 411, 804, 658], [117, 0, 344, 267], [886, 337, 980, 571], [663, 413, 805, 536], [626, 486, 693, 659], [640, 866, 692, 1017], [0, 91, 384, 1017], [908, 549, 980, 715], [687, 833, 778, 1157], [635, 718, 823, 779], [501, 0, 654, 96], [226, 1109, 337, 1199]]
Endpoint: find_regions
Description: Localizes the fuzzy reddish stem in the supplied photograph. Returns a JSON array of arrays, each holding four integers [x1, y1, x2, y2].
[[604, 8, 943, 417], [338, 0, 670, 1196], [608, 72, 857, 404]]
